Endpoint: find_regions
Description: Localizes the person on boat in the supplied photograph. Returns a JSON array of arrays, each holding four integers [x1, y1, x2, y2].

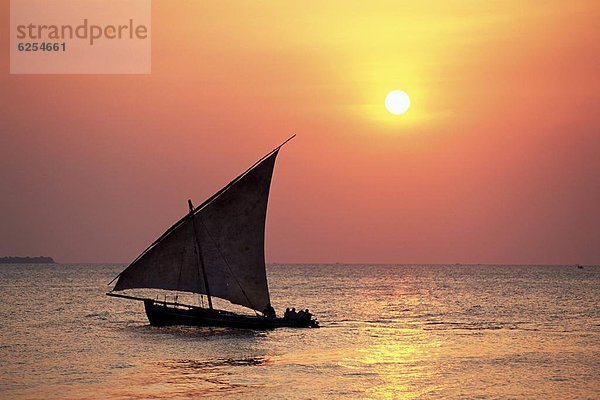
[[297, 309, 305, 321], [263, 303, 276, 318], [289, 307, 297, 320], [303, 309, 313, 323], [284, 308, 291, 319]]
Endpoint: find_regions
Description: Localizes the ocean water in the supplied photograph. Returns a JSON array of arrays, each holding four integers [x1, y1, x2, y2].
[[0, 264, 598, 399]]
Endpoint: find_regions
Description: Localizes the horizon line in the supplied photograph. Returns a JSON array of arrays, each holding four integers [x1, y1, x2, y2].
[[20, 261, 598, 267]]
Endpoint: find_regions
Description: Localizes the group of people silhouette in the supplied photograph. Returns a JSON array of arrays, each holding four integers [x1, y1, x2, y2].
[[283, 307, 312, 323], [261, 304, 314, 325]]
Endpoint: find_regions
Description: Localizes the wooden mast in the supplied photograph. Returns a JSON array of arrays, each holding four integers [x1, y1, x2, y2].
[[188, 199, 213, 309]]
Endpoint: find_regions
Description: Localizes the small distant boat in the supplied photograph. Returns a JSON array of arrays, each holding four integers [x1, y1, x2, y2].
[[577, 264, 584, 269], [107, 135, 318, 329]]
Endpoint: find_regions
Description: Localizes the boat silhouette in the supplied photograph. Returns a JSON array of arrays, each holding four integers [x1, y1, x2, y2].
[[107, 135, 318, 328]]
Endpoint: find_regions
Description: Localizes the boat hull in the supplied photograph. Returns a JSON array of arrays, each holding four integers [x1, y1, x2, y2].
[[144, 300, 318, 329]]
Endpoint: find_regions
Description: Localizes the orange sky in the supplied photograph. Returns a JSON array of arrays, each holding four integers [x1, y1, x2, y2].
[[1, 0, 599, 264]]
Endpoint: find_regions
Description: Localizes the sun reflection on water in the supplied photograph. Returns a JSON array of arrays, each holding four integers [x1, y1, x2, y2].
[[339, 326, 441, 399]]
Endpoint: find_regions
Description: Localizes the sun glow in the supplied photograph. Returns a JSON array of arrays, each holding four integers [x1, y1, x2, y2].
[[385, 90, 411, 115]]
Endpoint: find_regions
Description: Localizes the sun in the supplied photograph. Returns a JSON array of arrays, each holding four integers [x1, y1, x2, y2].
[[385, 90, 411, 115]]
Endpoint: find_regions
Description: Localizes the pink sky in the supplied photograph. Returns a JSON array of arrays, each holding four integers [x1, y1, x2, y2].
[[1, 1, 599, 264]]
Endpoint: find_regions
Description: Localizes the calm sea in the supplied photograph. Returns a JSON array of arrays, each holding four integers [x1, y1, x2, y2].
[[0, 264, 598, 399]]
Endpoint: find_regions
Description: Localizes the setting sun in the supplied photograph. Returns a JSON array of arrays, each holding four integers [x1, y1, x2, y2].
[[384, 90, 411, 115]]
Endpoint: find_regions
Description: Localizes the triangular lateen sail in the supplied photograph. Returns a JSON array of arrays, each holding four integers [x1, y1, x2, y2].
[[112, 150, 279, 312]]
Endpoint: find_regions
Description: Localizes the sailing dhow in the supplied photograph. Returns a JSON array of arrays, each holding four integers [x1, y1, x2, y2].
[[107, 135, 318, 328]]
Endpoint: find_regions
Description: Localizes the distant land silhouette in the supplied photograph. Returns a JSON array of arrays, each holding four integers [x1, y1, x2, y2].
[[0, 256, 55, 264]]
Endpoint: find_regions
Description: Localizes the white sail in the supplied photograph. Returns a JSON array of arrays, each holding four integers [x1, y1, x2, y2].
[[112, 150, 279, 312]]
